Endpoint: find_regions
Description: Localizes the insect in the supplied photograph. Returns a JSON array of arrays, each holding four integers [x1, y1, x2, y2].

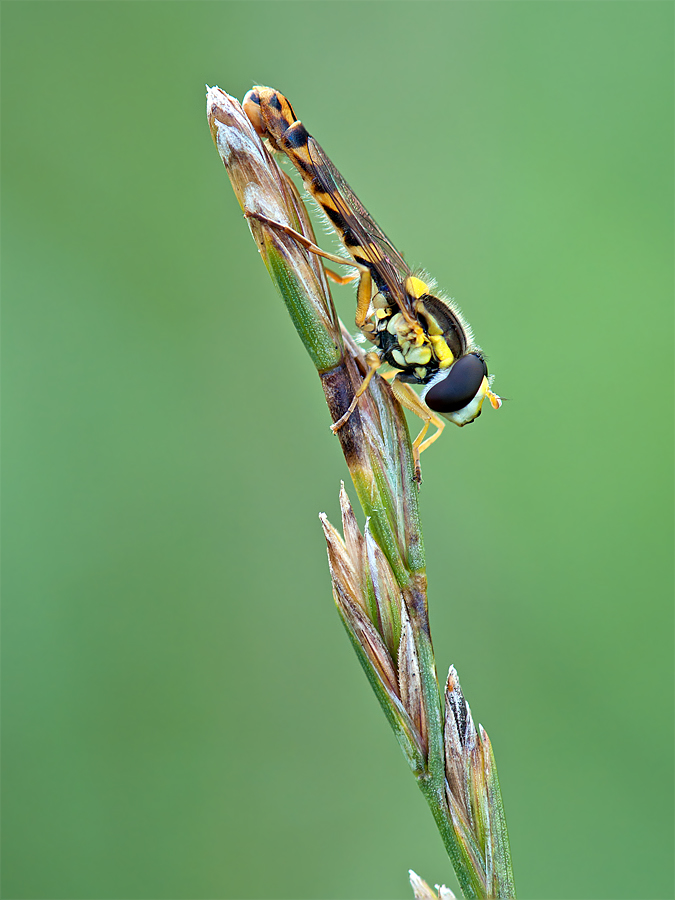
[[242, 86, 501, 472]]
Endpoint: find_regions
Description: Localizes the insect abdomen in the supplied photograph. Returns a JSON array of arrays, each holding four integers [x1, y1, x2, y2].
[[244, 89, 322, 186], [243, 87, 356, 252]]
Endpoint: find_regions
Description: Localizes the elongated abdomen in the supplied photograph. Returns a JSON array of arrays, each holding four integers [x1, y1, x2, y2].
[[243, 87, 315, 176]]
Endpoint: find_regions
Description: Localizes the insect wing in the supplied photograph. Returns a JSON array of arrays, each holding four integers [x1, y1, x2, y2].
[[305, 135, 416, 316]]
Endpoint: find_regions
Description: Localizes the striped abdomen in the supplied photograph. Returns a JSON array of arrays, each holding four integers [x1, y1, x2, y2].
[[243, 86, 364, 263]]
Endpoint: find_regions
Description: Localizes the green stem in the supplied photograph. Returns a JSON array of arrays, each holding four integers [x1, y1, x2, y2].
[[418, 775, 483, 899], [413, 622, 487, 898]]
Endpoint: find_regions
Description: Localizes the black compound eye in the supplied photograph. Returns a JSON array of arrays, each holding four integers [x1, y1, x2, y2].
[[425, 353, 488, 413]]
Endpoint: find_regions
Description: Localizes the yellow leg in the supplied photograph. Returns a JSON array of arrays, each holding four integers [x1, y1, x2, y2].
[[354, 269, 373, 328], [324, 268, 358, 285], [330, 352, 382, 433], [389, 379, 445, 482]]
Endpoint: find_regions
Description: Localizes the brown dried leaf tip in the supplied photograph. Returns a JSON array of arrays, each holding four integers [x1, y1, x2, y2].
[[320, 484, 428, 765]]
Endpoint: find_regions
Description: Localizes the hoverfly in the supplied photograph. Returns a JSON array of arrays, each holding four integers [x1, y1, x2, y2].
[[242, 86, 501, 471]]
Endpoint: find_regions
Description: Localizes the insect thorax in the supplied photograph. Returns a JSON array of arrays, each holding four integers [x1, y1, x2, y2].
[[362, 290, 469, 385]]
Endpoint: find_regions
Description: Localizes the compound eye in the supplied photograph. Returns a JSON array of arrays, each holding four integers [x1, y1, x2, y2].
[[425, 353, 488, 413]]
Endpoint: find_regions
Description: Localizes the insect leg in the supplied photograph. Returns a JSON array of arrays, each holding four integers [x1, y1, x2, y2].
[[245, 210, 363, 273], [354, 269, 373, 329], [324, 269, 359, 285], [326, 265, 373, 335], [246, 209, 375, 335], [329, 352, 382, 434], [389, 379, 446, 481]]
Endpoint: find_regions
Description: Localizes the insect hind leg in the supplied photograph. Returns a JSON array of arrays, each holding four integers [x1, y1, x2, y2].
[[244, 210, 374, 339], [244, 210, 363, 274], [325, 268, 359, 286]]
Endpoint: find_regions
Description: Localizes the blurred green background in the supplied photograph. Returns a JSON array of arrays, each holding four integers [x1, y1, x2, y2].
[[3, 2, 672, 898]]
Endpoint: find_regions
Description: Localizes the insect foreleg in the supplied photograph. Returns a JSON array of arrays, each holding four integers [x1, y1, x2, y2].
[[389, 379, 446, 482]]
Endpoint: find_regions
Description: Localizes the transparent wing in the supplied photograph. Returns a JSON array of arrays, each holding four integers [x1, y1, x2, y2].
[[305, 135, 416, 317]]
